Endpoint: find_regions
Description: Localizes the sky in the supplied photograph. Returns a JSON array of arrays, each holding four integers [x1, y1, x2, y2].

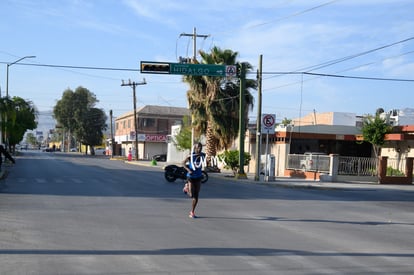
[[1, 0, 414, 130]]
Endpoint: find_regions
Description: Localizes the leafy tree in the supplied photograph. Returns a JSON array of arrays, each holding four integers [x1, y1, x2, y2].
[[8, 97, 38, 150], [76, 108, 107, 154], [218, 150, 251, 176], [0, 96, 37, 151], [361, 114, 391, 158], [53, 86, 105, 153], [174, 116, 193, 151], [183, 46, 256, 163], [0, 97, 12, 144], [54, 86, 97, 138], [281, 117, 292, 126]]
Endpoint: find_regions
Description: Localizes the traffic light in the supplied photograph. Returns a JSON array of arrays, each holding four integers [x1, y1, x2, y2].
[[140, 62, 170, 74]]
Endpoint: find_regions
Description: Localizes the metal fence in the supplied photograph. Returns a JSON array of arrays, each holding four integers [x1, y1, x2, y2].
[[338, 156, 378, 176], [287, 154, 330, 173], [288, 155, 410, 177]]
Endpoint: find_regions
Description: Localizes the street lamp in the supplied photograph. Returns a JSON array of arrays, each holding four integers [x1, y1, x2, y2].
[[6, 55, 36, 98], [1, 56, 36, 145]]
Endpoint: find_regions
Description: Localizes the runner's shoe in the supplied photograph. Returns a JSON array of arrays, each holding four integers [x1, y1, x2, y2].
[[183, 183, 189, 194], [189, 212, 197, 218]]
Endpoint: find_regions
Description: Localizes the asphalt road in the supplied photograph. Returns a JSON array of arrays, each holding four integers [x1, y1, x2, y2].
[[0, 150, 413, 274]]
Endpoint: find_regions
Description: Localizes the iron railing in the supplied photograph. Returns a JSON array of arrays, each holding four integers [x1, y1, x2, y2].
[[287, 154, 330, 173], [338, 156, 377, 176]]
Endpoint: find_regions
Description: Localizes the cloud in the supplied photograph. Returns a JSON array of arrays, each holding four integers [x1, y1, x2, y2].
[[387, 61, 414, 78], [121, 0, 182, 28]]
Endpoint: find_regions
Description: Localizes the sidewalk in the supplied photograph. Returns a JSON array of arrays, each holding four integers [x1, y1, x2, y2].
[[124, 160, 414, 192]]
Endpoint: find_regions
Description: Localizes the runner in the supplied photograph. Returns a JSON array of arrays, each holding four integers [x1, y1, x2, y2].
[[183, 142, 205, 218]]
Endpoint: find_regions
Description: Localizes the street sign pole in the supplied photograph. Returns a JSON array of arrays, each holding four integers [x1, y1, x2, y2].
[[261, 113, 276, 181], [237, 63, 247, 179], [265, 129, 269, 179], [255, 55, 263, 181]]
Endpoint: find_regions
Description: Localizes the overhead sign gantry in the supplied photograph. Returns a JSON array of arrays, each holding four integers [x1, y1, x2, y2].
[[139, 60, 247, 178]]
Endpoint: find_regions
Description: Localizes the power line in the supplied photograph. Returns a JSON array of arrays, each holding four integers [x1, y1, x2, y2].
[[247, 0, 340, 29], [302, 72, 414, 82], [264, 35, 414, 82], [304, 36, 414, 72], [4, 61, 413, 82], [0, 62, 140, 72]]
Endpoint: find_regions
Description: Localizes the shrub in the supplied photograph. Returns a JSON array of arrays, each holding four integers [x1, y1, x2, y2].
[[386, 166, 404, 176], [219, 150, 251, 176]]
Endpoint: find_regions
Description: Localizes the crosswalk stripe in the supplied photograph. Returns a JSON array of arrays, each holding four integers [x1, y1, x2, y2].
[[35, 178, 46, 183], [55, 178, 65, 184], [71, 178, 83, 183]]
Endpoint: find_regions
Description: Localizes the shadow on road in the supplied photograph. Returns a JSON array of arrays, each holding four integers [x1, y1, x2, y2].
[[2, 151, 414, 203]]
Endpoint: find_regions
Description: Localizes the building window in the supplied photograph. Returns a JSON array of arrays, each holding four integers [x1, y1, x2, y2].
[[143, 118, 155, 128]]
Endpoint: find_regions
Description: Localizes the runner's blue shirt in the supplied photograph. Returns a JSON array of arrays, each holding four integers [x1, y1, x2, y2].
[[187, 152, 205, 179]]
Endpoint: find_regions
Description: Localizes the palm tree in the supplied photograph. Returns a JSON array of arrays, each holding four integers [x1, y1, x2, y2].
[[183, 46, 256, 166]]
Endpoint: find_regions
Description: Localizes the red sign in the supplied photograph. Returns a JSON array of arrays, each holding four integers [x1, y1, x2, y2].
[[145, 134, 167, 142], [261, 114, 276, 134]]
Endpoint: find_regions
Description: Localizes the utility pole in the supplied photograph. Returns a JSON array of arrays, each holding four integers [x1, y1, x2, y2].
[[180, 27, 209, 150], [121, 79, 146, 161], [255, 55, 263, 181], [109, 110, 114, 157], [180, 27, 209, 63]]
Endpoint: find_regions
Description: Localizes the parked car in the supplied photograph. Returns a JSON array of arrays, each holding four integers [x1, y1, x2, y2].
[[152, 153, 167, 162], [94, 148, 106, 155]]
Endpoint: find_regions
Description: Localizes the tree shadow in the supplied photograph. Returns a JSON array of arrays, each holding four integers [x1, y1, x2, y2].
[[3, 151, 414, 203], [0, 247, 413, 257], [197, 215, 414, 226]]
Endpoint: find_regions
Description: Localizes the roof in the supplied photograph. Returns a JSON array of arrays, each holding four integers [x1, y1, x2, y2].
[[116, 105, 189, 120]]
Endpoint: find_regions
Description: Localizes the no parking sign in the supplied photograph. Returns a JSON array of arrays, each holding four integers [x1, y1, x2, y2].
[[261, 114, 276, 134]]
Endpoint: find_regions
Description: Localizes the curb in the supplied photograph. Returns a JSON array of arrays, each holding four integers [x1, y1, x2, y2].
[[123, 160, 413, 191]]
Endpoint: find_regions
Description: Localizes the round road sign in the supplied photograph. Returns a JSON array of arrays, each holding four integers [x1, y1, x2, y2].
[[263, 114, 275, 128], [226, 65, 237, 77]]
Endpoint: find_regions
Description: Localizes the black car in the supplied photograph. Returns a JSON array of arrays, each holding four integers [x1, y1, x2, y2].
[[152, 154, 167, 162]]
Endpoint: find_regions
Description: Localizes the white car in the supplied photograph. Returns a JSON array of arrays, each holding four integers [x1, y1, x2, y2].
[[93, 148, 106, 155]]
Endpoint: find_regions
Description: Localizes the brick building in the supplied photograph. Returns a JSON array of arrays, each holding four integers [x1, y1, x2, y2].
[[114, 105, 189, 159]]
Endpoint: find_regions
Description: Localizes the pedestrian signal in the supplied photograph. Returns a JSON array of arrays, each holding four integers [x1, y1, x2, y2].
[[140, 62, 170, 74]]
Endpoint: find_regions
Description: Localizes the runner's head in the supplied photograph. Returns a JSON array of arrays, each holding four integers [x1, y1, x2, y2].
[[193, 142, 202, 153]]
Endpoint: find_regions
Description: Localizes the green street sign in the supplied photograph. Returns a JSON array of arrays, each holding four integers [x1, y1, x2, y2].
[[170, 63, 226, 77], [140, 61, 237, 77]]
